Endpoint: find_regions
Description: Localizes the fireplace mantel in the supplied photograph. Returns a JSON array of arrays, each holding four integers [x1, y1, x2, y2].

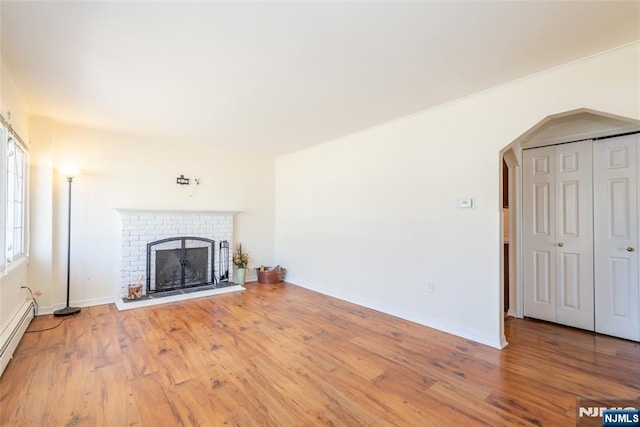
[[116, 208, 241, 215]]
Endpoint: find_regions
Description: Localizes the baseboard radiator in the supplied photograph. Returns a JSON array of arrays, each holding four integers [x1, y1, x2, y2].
[[0, 300, 34, 377]]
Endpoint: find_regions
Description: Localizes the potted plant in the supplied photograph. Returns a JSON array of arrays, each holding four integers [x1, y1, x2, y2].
[[233, 243, 250, 286]]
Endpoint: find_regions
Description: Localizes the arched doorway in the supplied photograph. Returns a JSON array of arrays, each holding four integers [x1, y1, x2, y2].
[[500, 108, 640, 342]]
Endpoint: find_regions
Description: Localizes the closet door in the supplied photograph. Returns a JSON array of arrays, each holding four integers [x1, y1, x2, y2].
[[594, 134, 640, 341], [523, 146, 556, 322], [554, 142, 593, 330], [523, 141, 594, 330]]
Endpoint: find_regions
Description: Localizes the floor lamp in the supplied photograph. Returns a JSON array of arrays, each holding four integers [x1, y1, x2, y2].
[[54, 167, 82, 317]]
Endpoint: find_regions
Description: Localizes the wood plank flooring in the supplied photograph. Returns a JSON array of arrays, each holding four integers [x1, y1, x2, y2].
[[1, 282, 638, 426]]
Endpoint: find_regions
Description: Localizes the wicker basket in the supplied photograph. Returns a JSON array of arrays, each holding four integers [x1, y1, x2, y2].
[[256, 267, 284, 284]]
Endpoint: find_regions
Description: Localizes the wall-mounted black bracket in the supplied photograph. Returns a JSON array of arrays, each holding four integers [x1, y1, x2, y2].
[[176, 174, 190, 185]]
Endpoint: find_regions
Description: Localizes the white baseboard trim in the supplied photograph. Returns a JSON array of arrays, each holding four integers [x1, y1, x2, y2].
[[288, 276, 505, 350], [37, 296, 117, 315], [499, 334, 509, 349]]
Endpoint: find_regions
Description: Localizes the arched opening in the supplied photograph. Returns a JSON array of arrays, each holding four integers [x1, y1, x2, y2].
[[500, 108, 640, 343]]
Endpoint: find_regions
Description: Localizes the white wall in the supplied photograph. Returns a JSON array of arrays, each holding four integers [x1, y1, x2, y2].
[[27, 117, 54, 313], [275, 43, 640, 348], [28, 119, 275, 312], [0, 62, 31, 333]]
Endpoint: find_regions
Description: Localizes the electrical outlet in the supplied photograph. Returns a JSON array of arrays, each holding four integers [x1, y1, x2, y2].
[[426, 281, 435, 294]]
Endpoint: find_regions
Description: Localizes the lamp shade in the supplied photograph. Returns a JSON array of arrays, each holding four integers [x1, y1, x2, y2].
[[56, 166, 82, 178]]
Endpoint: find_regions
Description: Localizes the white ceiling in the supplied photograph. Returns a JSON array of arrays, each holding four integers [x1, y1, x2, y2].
[[1, 1, 639, 155]]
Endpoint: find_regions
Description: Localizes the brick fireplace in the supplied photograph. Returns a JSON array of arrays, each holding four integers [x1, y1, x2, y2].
[[117, 209, 236, 299]]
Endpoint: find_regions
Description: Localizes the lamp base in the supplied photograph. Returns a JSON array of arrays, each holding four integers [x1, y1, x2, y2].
[[53, 306, 81, 317]]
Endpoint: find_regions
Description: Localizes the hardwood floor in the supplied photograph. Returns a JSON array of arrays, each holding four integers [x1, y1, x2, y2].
[[1, 282, 638, 426]]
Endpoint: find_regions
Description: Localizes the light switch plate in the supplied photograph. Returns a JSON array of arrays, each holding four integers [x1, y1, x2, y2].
[[457, 197, 474, 209]]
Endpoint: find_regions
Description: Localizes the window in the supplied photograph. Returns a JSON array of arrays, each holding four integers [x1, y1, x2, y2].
[[1, 122, 28, 268]]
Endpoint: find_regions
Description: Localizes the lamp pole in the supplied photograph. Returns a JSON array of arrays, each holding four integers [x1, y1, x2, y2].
[[54, 174, 81, 317]]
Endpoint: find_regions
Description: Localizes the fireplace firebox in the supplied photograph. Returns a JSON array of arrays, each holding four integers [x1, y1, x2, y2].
[[147, 237, 216, 294]]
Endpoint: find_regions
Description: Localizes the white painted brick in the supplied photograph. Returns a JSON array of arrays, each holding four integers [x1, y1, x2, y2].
[[118, 211, 235, 297]]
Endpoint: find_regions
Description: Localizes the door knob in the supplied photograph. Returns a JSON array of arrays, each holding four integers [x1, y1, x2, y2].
[[627, 247, 635, 252], [557, 243, 564, 247]]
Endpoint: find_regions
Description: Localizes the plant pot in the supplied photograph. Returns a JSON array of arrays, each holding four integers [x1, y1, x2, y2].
[[236, 267, 247, 286], [256, 268, 283, 284]]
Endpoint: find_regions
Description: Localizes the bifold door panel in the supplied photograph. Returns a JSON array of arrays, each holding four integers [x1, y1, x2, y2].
[[523, 141, 594, 331], [593, 135, 640, 341], [523, 135, 640, 341]]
